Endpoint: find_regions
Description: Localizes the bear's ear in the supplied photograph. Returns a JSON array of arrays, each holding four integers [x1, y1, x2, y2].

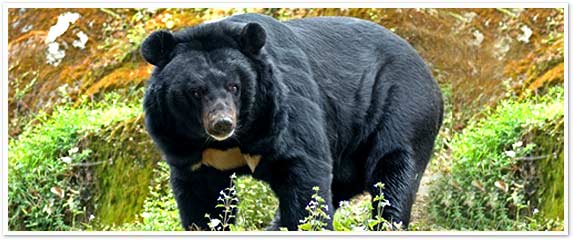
[[141, 30, 176, 67], [239, 23, 266, 55]]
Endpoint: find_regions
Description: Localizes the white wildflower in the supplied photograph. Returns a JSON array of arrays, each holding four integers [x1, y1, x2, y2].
[[69, 147, 79, 154], [61, 156, 72, 164], [208, 218, 221, 228], [505, 150, 516, 158]]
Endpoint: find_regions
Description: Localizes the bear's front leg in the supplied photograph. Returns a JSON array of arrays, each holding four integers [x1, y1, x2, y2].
[[169, 165, 236, 231], [258, 97, 334, 231], [266, 157, 334, 231]]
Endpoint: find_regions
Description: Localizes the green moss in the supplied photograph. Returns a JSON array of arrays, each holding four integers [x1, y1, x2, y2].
[[112, 161, 181, 231], [531, 119, 564, 220], [84, 116, 161, 227]]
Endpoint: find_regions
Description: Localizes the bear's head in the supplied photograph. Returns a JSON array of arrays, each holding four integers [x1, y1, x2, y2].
[[141, 22, 266, 142]]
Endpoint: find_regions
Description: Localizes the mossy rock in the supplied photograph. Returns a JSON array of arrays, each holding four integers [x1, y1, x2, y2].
[[80, 115, 161, 227], [526, 117, 564, 220]]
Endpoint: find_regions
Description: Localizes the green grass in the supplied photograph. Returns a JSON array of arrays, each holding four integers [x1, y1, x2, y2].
[[8, 93, 139, 230], [428, 87, 564, 230]]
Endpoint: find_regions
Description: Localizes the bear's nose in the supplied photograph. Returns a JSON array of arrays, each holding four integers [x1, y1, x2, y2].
[[211, 118, 234, 135]]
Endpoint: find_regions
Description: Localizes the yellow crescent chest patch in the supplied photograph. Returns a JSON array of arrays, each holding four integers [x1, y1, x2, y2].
[[191, 147, 261, 173]]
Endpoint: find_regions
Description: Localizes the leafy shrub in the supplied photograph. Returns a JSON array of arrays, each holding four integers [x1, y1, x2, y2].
[[333, 196, 372, 231], [428, 87, 564, 230], [332, 183, 401, 231], [8, 93, 139, 230], [234, 176, 278, 230], [298, 186, 332, 231]]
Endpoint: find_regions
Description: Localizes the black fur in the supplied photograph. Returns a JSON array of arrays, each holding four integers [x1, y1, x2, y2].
[[141, 13, 443, 231]]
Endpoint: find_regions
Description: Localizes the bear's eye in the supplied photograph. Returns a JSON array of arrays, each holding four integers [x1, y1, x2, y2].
[[227, 84, 239, 94], [191, 89, 203, 99]]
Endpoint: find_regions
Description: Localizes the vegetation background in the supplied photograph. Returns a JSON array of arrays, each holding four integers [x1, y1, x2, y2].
[[7, 8, 565, 231]]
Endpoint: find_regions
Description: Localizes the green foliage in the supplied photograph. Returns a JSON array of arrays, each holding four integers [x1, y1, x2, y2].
[[234, 176, 278, 230], [332, 183, 401, 231], [8, 92, 139, 230], [332, 197, 371, 231], [428, 87, 564, 230], [298, 186, 331, 231]]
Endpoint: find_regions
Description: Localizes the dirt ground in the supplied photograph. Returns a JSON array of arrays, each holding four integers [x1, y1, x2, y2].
[[409, 170, 442, 230]]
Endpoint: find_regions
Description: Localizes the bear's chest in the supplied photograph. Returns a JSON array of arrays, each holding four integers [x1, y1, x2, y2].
[[191, 147, 261, 173]]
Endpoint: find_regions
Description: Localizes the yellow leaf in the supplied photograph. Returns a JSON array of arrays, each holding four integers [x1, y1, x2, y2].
[[50, 186, 65, 199], [494, 180, 509, 192]]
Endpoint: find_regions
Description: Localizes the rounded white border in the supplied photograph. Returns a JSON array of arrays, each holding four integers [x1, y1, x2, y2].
[[1, 1, 570, 239]]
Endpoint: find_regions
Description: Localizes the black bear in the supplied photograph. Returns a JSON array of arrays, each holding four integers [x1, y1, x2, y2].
[[141, 13, 443, 231]]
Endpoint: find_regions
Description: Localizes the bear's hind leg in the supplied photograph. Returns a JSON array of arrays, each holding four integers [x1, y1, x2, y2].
[[265, 159, 334, 231], [365, 147, 422, 229]]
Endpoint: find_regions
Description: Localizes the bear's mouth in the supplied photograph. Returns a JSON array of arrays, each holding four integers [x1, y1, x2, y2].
[[202, 97, 237, 141], [207, 128, 236, 141], [205, 114, 236, 141]]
